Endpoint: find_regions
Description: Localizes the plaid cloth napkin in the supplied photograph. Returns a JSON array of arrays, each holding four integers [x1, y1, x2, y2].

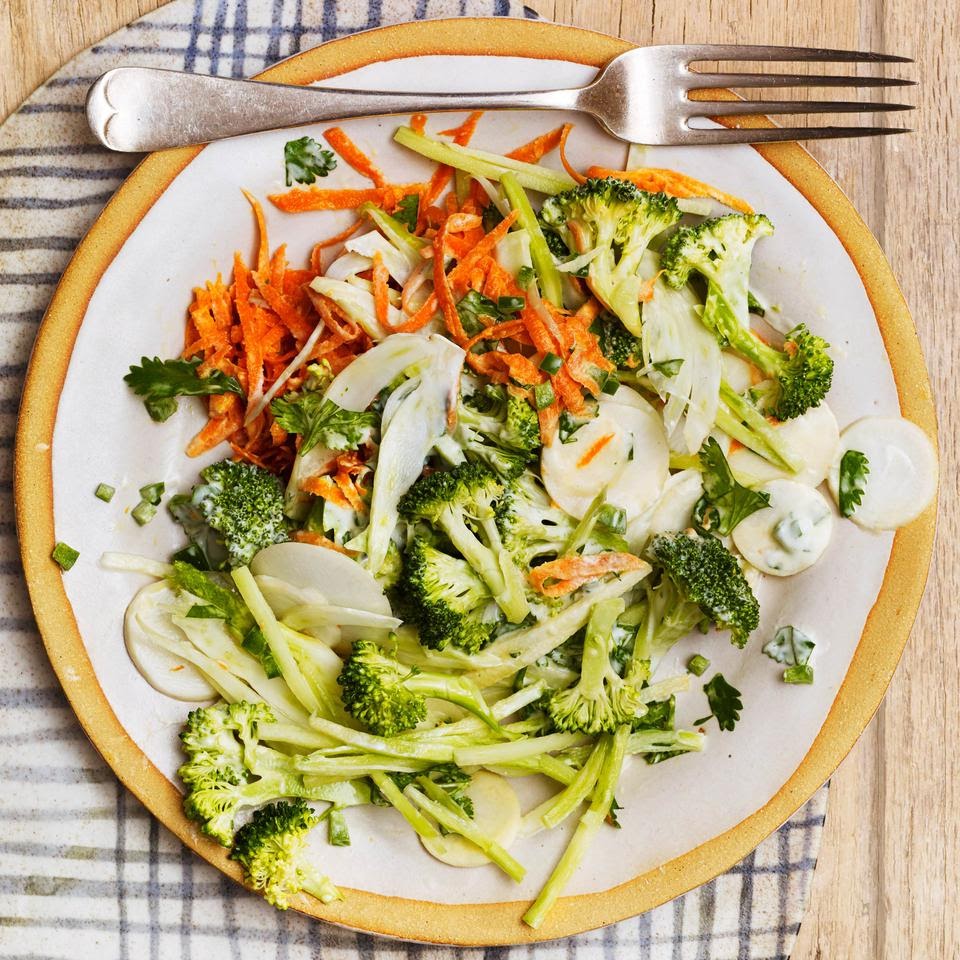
[[0, 1, 828, 957]]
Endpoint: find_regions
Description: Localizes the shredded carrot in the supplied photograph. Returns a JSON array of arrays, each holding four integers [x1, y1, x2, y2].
[[372, 251, 393, 331], [291, 530, 355, 556], [438, 112, 484, 142], [313, 217, 364, 251], [586, 165, 753, 214], [301, 474, 351, 507], [233, 251, 264, 404], [416, 112, 484, 232], [577, 433, 616, 468], [506, 126, 564, 163], [267, 183, 423, 213], [462, 319, 527, 355], [529, 552, 647, 598], [558, 124, 586, 184], [323, 127, 386, 187], [410, 113, 428, 134], [241, 189, 269, 274], [538, 399, 561, 444], [186, 396, 243, 457]]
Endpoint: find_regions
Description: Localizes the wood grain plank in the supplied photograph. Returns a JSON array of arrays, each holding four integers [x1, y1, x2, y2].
[[2, 2, 957, 957]]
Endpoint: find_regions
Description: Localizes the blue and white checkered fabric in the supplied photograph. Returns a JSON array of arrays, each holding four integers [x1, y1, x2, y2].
[[0, 1, 828, 957]]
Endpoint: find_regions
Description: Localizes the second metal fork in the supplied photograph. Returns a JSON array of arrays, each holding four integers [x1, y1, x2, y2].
[[87, 43, 914, 153]]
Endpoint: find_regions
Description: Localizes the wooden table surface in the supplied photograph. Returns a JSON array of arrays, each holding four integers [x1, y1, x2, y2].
[[2, 1, 956, 957]]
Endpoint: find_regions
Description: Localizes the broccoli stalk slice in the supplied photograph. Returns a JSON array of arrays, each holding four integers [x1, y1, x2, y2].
[[539, 739, 606, 829], [523, 727, 629, 929], [718, 382, 802, 472], [404, 783, 526, 882], [297, 754, 429, 779], [500, 172, 564, 307], [547, 598, 646, 734], [393, 125, 576, 196], [453, 731, 591, 768], [368, 771, 446, 846], [309, 716, 455, 763]]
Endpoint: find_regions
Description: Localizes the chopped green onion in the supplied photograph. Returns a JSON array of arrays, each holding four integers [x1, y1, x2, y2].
[[517, 266, 536, 288], [51, 542, 79, 571], [138, 482, 165, 505], [687, 654, 710, 677], [94, 483, 116, 503], [327, 808, 351, 846], [597, 504, 626, 534], [600, 372, 620, 395], [497, 295, 525, 314], [533, 382, 556, 410], [784, 664, 814, 685], [131, 501, 157, 526], [539, 352, 563, 375]]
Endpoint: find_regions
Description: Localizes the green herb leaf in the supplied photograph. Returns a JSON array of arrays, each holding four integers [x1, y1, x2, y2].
[[124, 357, 242, 423], [241, 626, 281, 679], [393, 193, 420, 230], [497, 295, 525, 315], [838, 449, 870, 518], [698, 673, 742, 732], [482, 203, 505, 232], [559, 410, 587, 444], [652, 358, 684, 377], [747, 290, 766, 317], [456, 290, 501, 336], [283, 135, 337, 186], [693, 437, 771, 536], [52, 542, 79, 571], [270, 394, 377, 456], [763, 625, 815, 667]]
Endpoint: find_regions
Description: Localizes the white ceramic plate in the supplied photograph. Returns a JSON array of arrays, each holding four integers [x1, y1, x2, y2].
[[16, 19, 936, 944]]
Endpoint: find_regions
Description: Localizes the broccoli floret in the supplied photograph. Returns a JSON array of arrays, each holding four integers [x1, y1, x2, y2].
[[401, 539, 499, 653], [178, 704, 248, 787], [647, 531, 760, 648], [547, 598, 646, 734], [540, 178, 681, 335], [398, 463, 528, 623], [660, 214, 833, 420], [230, 799, 341, 909], [337, 639, 505, 737], [169, 459, 289, 569], [495, 471, 577, 567], [591, 313, 643, 369], [456, 393, 541, 479]]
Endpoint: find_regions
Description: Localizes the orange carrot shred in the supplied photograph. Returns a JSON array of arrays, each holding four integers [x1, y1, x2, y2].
[[506, 126, 564, 163], [558, 124, 587, 184], [314, 217, 365, 250], [323, 127, 386, 187], [372, 250, 393, 331], [529, 552, 646, 597], [291, 529, 355, 555], [410, 113, 428, 134], [585, 166, 753, 214], [267, 184, 423, 214], [241, 189, 269, 274], [577, 433, 616, 468]]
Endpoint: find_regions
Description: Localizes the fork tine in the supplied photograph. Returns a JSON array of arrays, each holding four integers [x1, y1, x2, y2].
[[687, 72, 916, 89], [679, 125, 912, 145], [673, 44, 912, 64], [687, 100, 914, 117]]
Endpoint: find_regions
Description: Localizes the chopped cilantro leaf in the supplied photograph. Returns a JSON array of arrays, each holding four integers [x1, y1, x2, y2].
[[283, 136, 337, 186], [124, 357, 242, 423], [838, 450, 870, 518]]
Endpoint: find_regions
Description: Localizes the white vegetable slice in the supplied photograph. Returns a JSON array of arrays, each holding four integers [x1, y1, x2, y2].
[[732, 479, 833, 576], [251, 542, 392, 616], [648, 469, 703, 536], [308, 276, 402, 341], [345, 231, 414, 284], [720, 352, 756, 395], [323, 251, 372, 282], [541, 388, 668, 521], [728, 402, 840, 487], [124, 582, 216, 701], [420, 771, 521, 868], [827, 416, 938, 530]]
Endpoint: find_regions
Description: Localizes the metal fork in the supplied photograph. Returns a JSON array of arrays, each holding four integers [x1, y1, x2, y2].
[[87, 44, 914, 153]]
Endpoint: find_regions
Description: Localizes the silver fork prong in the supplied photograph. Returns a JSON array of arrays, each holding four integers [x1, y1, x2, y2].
[[686, 72, 916, 89], [672, 44, 912, 64], [686, 100, 914, 118], [679, 125, 912, 145]]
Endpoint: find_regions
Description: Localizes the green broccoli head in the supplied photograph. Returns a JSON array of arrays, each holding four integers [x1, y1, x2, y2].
[[766, 324, 834, 420], [541, 179, 680, 336], [170, 459, 289, 569], [230, 799, 341, 909], [401, 539, 498, 653], [547, 598, 646, 734], [398, 461, 502, 525], [179, 704, 248, 788], [337, 639, 504, 737], [457, 393, 541, 480], [495, 470, 576, 567], [647, 531, 759, 648], [591, 313, 644, 369]]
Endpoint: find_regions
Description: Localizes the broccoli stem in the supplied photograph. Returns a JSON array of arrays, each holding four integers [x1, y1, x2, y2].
[[232, 568, 322, 716], [500, 173, 564, 307], [404, 784, 527, 882], [393, 126, 575, 196], [705, 288, 783, 373], [402, 672, 509, 737], [259, 722, 338, 751], [309, 717, 455, 763], [297, 755, 429, 779], [717, 382, 801, 472], [454, 731, 591, 768], [577, 599, 624, 704], [627, 729, 706, 756], [523, 726, 629, 929], [369, 771, 445, 846], [412, 681, 547, 742], [540, 739, 606, 829], [484, 753, 578, 786]]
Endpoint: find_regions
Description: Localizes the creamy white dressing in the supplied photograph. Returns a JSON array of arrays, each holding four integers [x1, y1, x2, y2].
[[732, 479, 833, 576], [728, 402, 840, 487], [827, 416, 938, 530]]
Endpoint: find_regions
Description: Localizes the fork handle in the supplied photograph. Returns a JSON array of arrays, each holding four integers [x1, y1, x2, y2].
[[86, 67, 582, 152]]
